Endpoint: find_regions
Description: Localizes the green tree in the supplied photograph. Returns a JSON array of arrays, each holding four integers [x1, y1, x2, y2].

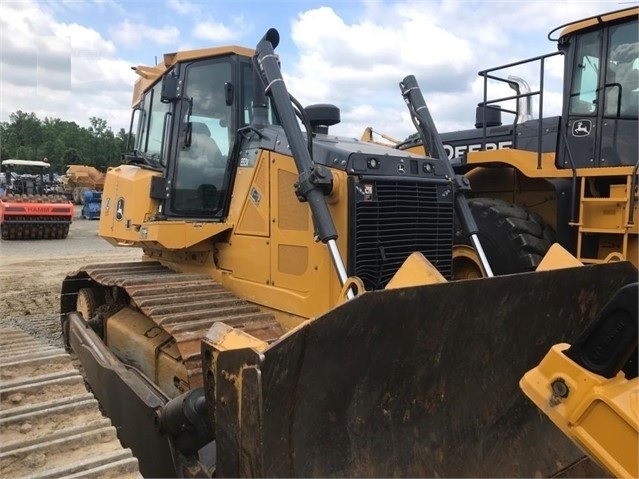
[[1, 111, 42, 162], [63, 147, 82, 165], [1, 111, 129, 174]]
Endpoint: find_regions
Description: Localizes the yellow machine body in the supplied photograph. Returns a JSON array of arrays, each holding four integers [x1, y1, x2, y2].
[[521, 344, 638, 479], [100, 151, 354, 324], [396, 7, 638, 275], [59, 16, 639, 479], [462, 151, 638, 267]]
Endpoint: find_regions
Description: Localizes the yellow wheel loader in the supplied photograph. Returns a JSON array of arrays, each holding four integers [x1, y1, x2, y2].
[[57, 28, 637, 478], [399, 7, 638, 279]]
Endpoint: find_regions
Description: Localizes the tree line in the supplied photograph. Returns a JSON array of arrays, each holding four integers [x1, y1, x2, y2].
[[0, 111, 134, 175]]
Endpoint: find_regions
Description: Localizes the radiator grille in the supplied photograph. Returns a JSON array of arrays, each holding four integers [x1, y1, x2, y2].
[[351, 179, 454, 290]]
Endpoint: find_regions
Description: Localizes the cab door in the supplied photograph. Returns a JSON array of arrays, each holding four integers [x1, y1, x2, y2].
[[560, 18, 638, 169]]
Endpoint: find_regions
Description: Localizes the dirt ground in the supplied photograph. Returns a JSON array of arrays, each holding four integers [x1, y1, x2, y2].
[[0, 207, 141, 345], [0, 209, 146, 477]]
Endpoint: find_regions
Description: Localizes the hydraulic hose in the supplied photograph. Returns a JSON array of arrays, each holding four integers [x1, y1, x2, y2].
[[254, 29, 352, 295], [400, 75, 494, 277]]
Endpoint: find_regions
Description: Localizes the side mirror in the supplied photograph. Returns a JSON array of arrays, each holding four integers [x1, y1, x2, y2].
[[161, 74, 180, 103]]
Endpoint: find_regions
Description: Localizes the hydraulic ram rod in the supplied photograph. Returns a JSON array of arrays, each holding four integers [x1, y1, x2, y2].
[[400, 75, 494, 277], [254, 29, 354, 296]]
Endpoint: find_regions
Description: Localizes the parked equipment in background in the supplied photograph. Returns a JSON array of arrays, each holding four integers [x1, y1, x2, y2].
[[62, 165, 106, 205], [81, 190, 102, 220], [0, 159, 74, 240]]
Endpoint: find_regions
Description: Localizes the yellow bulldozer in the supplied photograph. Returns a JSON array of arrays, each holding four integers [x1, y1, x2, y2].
[[395, 7, 638, 279], [55, 21, 637, 479]]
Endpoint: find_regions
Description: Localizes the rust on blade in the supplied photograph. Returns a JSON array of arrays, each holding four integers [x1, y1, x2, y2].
[[66, 261, 284, 388]]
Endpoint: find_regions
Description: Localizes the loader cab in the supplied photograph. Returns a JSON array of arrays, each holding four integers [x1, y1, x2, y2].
[[557, 11, 638, 168], [131, 47, 263, 220]]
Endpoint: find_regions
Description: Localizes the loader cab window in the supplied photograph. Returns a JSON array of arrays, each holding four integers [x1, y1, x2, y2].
[[564, 18, 638, 168], [172, 59, 233, 216], [568, 20, 639, 118], [604, 20, 639, 118], [569, 31, 600, 115]]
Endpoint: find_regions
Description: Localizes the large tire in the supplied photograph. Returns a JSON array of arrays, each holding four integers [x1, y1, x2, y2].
[[79, 187, 90, 205], [454, 197, 556, 276], [72, 187, 82, 204]]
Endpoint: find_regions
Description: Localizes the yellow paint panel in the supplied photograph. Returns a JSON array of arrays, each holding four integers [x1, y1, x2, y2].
[[520, 343, 639, 479], [99, 165, 159, 247], [236, 155, 270, 237], [278, 245, 308, 276], [216, 235, 270, 285], [576, 398, 638, 479], [278, 168, 309, 231], [557, 7, 638, 40], [269, 153, 333, 314], [536, 243, 584, 271], [386, 252, 447, 289]]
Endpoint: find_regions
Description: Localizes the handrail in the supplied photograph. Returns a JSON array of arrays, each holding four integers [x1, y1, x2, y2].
[[477, 51, 563, 169]]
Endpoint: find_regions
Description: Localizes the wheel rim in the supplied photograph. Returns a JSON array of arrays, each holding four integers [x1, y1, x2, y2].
[[452, 244, 486, 280], [76, 288, 96, 320]]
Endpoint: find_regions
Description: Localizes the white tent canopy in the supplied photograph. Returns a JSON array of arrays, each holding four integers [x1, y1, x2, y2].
[[1, 159, 51, 168]]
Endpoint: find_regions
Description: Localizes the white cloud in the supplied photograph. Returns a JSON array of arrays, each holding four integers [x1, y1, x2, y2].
[[192, 18, 245, 43], [0, 0, 627, 144], [166, 0, 200, 16], [284, 1, 622, 140], [0, 0, 135, 131], [109, 19, 180, 48], [284, 5, 476, 139], [193, 22, 233, 42]]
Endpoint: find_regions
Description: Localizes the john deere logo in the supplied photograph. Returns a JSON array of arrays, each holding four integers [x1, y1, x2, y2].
[[572, 119, 592, 137], [115, 198, 124, 221]]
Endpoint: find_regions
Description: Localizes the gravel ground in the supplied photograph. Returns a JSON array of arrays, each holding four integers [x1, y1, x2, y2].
[[0, 206, 141, 346], [0, 207, 145, 478]]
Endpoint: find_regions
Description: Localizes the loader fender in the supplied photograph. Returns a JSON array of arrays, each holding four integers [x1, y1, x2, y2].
[[203, 261, 637, 477]]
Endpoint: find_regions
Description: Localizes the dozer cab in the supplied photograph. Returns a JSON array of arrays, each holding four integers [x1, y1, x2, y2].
[[397, 7, 638, 278], [58, 27, 637, 478]]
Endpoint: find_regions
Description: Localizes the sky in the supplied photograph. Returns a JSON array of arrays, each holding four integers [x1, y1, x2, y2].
[[0, 0, 629, 143]]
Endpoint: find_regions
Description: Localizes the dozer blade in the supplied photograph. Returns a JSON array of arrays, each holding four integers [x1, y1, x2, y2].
[[203, 261, 637, 478]]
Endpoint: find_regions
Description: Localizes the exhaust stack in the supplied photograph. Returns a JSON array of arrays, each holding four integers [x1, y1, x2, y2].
[[508, 75, 534, 123]]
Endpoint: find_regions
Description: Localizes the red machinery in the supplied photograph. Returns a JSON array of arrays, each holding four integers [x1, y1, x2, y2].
[[1, 159, 74, 240]]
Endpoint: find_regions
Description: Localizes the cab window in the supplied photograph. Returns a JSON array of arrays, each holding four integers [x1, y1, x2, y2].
[[172, 59, 232, 216], [569, 30, 600, 115], [604, 19, 639, 117]]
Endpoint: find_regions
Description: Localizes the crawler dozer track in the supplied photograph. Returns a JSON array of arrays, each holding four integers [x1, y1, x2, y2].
[[0, 327, 142, 478], [61, 261, 285, 389], [61, 259, 638, 477]]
